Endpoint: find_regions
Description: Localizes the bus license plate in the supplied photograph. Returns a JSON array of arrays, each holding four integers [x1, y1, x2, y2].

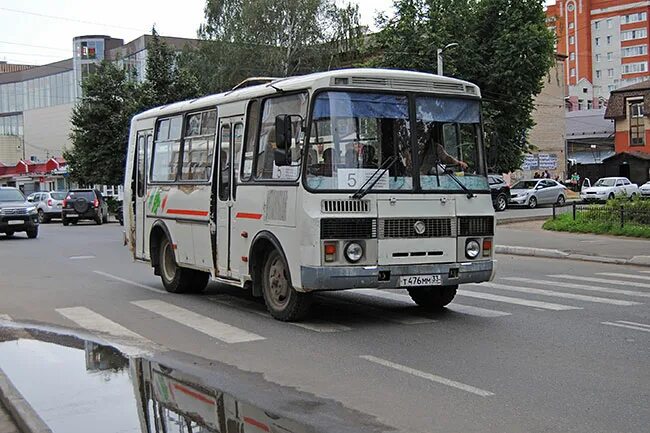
[[399, 274, 441, 287]]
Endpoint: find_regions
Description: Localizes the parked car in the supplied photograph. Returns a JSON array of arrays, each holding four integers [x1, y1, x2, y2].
[[639, 181, 650, 198], [488, 175, 510, 212], [0, 187, 39, 238], [61, 189, 109, 226], [26, 191, 67, 223], [580, 177, 639, 202], [509, 179, 567, 209]]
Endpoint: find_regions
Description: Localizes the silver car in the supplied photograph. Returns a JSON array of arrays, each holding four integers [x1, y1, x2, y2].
[[509, 179, 567, 209], [27, 191, 67, 223]]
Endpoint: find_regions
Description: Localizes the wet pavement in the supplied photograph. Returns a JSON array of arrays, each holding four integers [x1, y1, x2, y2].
[[0, 325, 390, 433]]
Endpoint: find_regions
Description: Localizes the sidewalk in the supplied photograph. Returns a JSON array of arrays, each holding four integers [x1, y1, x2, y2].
[[496, 220, 650, 266]]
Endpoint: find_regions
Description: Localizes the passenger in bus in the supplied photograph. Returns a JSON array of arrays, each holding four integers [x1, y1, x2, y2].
[[361, 145, 378, 169], [420, 141, 468, 174]]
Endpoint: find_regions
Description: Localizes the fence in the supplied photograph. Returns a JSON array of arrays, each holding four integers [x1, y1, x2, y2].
[[553, 202, 650, 228]]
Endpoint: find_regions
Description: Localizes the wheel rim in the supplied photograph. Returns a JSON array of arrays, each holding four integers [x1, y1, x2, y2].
[[266, 255, 290, 310], [161, 241, 176, 283], [497, 196, 506, 211], [558, 196, 565, 205], [529, 197, 537, 208]]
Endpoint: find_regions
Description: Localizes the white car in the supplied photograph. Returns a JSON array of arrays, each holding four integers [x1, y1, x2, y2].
[[640, 181, 650, 197], [580, 177, 639, 202]]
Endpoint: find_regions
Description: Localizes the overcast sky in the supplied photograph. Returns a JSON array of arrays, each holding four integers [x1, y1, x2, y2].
[[0, 0, 555, 66]]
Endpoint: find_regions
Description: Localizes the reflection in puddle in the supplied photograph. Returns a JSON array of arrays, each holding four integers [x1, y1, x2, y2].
[[0, 327, 387, 433]]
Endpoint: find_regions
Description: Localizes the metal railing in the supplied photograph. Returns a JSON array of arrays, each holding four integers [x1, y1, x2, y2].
[[553, 202, 650, 228]]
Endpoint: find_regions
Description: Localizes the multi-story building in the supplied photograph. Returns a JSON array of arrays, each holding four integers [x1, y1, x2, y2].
[[546, 0, 650, 111]]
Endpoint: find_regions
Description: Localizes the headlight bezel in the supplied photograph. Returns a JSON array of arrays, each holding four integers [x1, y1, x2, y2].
[[465, 239, 481, 259], [344, 241, 364, 263]]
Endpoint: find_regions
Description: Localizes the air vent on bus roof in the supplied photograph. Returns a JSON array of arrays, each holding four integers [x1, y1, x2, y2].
[[346, 77, 466, 93], [321, 199, 370, 213]]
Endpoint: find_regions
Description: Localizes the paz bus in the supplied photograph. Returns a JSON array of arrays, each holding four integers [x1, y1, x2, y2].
[[123, 68, 496, 321]]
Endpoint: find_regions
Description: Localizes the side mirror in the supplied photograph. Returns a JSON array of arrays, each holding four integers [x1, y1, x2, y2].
[[27, 197, 34, 202], [274, 148, 291, 167], [535, 185, 543, 190], [275, 115, 292, 151]]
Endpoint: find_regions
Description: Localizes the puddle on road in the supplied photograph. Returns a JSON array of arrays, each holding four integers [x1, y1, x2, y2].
[[0, 326, 388, 433]]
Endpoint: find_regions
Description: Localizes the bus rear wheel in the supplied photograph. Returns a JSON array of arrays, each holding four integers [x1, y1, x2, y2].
[[407, 285, 457, 310], [262, 249, 311, 321], [159, 237, 208, 294]]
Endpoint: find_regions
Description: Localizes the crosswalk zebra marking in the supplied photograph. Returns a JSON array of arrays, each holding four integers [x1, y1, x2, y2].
[[56, 306, 158, 356], [479, 282, 641, 306], [504, 277, 650, 298], [602, 321, 650, 333], [550, 274, 650, 290], [597, 272, 650, 282], [457, 290, 581, 311], [132, 299, 265, 343]]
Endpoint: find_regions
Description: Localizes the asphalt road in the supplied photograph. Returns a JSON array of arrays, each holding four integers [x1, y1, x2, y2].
[[1, 223, 649, 433]]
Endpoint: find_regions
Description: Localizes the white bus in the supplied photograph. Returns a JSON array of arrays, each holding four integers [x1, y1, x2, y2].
[[124, 68, 496, 321]]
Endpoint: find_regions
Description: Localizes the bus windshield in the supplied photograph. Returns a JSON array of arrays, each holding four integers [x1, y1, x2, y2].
[[305, 91, 487, 192]]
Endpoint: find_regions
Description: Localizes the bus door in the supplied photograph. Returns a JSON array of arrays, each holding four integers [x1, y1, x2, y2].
[[135, 129, 152, 259], [215, 117, 244, 277]]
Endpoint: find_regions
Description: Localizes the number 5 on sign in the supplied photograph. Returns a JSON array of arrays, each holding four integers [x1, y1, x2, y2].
[[337, 169, 389, 190]]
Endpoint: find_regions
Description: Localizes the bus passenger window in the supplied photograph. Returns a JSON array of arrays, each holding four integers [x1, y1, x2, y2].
[[180, 110, 216, 181], [241, 100, 259, 181], [151, 115, 182, 182], [219, 124, 231, 201]]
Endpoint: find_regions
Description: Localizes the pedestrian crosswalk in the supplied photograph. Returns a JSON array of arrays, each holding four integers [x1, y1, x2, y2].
[[3, 269, 646, 353]]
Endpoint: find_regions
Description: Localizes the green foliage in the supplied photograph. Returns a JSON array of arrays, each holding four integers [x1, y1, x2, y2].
[[373, 0, 556, 173], [66, 61, 143, 186]]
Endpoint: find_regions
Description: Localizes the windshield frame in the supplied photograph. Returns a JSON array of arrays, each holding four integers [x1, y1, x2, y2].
[[302, 88, 489, 195]]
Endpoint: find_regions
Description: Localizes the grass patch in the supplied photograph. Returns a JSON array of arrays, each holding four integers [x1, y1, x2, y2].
[[543, 212, 650, 238]]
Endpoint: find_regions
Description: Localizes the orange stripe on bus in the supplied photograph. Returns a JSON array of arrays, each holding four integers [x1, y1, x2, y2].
[[172, 383, 215, 406], [236, 212, 263, 220], [166, 209, 209, 217], [243, 416, 270, 432]]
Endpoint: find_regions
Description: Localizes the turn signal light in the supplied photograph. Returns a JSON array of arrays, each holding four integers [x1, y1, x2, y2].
[[482, 238, 492, 257], [324, 242, 337, 262]]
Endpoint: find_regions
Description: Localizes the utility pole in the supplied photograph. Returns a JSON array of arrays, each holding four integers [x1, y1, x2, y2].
[[437, 43, 459, 76]]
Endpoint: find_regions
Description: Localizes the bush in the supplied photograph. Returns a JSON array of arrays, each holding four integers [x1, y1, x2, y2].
[[105, 196, 122, 215], [543, 207, 650, 239]]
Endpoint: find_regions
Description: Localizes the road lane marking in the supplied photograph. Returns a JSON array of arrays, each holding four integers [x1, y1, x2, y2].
[[478, 282, 641, 306], [56, 306, 158, 356], [0, 314, 11, 321], [504, 277, 650, 298], [549, 274, 650, 289], [210, 296, 352, 333], [457, 290, 581, 310], [602, 321, 650, 333], [131, 299, 265, 343], [93, 271, 168, 295], [347, 289, 510, 317], [360, 355, 494, 397], [597, 272, 650, 282], [69, 255, 96, 260]]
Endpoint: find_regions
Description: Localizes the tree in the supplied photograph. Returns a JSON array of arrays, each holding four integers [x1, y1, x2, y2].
[[65, 61, 142, 186], [373, 0, 555, 173]]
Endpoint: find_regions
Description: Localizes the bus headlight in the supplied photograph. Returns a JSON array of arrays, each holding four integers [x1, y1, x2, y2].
[[465, 239, 480, 259], [344, 242, 363, 263]]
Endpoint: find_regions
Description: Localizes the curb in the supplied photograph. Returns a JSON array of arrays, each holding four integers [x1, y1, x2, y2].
[[0, 367, 52, 433], [496, 216, 550, 225], [495, 245, 650, 267]]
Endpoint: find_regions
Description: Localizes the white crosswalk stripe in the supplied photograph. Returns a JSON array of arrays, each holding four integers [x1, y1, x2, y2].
[[0, 314, 12, 321], [504, 277, 650, 298], [56, 306, 159, 356], [550, 274, 650, 289], [457, 290, 581, 311], [347, 289, 511, 317], [597, 272, 650, 282], [132, 299, 265, 343], [210, 296, 352, 333], [602, 321, 650, 333], [479, 282, 641, 306]]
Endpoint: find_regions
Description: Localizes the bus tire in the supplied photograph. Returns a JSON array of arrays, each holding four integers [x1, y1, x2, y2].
[[261, 249, 311, 321], [407, 285, 457, 310], [159, 237, 194, 293], [188, 271, 210, 294]]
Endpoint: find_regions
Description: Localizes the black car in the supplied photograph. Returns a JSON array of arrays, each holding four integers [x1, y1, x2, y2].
[[62, 189, 109, 226], [0, 187, 39, 238], [488, 175, 510, 212]]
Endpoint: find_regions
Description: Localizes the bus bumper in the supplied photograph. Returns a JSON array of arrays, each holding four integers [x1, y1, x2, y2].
[[300, 260, 495, 292]]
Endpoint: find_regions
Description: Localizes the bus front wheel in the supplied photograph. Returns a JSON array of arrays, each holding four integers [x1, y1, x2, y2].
[[407, 285, 457, 310], [262, 249, 311, 321], [159, 237, 208, 294]]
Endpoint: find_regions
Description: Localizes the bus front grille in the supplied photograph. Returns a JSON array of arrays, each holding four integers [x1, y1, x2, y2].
[[458, 216, 494, 236], [379, 218, 454, 239], [320, 218, 377, 239]]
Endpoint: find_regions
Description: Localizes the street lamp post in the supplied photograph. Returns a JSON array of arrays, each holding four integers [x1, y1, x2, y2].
[[437, 42, 459, 76]]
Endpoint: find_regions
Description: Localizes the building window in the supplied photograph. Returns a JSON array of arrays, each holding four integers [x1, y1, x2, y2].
[[621, 28, 647, 41], [570, 35, 575, 45], [607, 19, 613, 29], [606, 35, 612, 45], [596, 70, 602, 78], [622, 45, 648, 58], [608, 68, 614, 78], [569, 22, 575, 29], [623, 62, 648, 74], [607, 52, 613, 61], [623, 12, 647, 24], [587, 100, 593, 109], [570, 68, 576, 77], [570, 52, 575, 61], [608, 84, 616, 91], [595, 54, 601, 62], [594, 21, 600, 30], [594, 37, 600, 46], [629, 101, 645, 146]]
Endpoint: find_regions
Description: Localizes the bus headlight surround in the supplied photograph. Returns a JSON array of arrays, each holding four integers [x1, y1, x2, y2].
[[465, 239, 481, 259], [344, 242, 363, 263]]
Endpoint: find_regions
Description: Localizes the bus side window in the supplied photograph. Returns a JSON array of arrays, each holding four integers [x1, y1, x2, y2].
[[180, 110, 216, 182], [219, 124, 232, 201], [151, 116, 182, 182], [232, 123, 244, 198], [241, 100, 259, 181]]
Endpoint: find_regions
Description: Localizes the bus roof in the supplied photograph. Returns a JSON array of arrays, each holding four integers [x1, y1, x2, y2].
[[133, 68, 481, 121]]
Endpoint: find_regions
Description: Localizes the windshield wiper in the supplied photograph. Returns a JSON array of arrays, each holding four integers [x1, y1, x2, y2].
[[435, 162, 475, 199], [351, 156, 397, 199]]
